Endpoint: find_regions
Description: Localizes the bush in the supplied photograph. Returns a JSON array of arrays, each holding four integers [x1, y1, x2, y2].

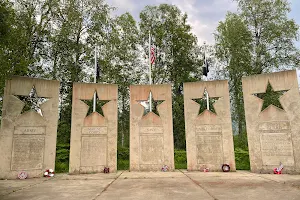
[[55, 144, 70, 173], [233, 132, 250, 170], [234, 148, 250, 170], [174, 150, 187, 169], [118, 146, 129, 170]]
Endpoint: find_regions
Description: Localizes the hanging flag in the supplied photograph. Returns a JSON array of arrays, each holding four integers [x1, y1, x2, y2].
[[96, 61, 100, 79], [203, 53, 209, 76], [150, 46, 156, 65]]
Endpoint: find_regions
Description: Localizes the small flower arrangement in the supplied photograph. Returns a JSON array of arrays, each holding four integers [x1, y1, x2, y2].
[[44, 169, 55, 177]]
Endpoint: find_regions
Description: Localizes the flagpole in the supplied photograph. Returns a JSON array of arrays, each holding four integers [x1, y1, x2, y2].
[[149, 30, 152, 112], [93, 46, 97, 112], [204, 41, 209, 110]]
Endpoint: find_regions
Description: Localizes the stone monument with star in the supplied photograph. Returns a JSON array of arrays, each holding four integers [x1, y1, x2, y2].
[[69, 82, 118, 174], [184, 80, 236, 171], [243, 70, 300, 174], [0, 76, 60, 179], [130, 84, 174, 171]]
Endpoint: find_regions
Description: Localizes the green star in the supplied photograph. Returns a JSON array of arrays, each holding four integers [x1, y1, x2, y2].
[[82, 91, 110, 117], [253, 81, 287, 112], [138, 91, 164, 116], [192, 89, 219, 115], [17, 85, 48, 116]]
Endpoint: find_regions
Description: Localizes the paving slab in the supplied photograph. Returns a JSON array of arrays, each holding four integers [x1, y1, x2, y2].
[[96, 177, 213, 200], [0, 171, 300, 200], [0, 178, 49, 196], [184, 171, 300, 200], [1, 178, 115, 200]]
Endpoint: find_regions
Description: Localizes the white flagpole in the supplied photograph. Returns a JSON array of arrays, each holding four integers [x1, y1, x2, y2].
[[149, 30, 152, 112], [204, 42, 209, 110], [93, 46, 97, 112]]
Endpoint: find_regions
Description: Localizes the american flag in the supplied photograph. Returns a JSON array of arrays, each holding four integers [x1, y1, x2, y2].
[[150, 46, 156, 65]]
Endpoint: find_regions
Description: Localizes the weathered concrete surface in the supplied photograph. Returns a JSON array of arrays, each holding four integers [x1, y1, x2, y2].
[[130, 85, 174, 171], [184, 81, 235, 171], [0, 76, 60, 179], [1, 171, 300, 200], [69, 83, 118, 174], [242, 70, 300, 174]]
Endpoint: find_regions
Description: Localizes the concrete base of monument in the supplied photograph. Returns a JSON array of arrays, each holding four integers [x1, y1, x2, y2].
[[1, 171, 300, 200]]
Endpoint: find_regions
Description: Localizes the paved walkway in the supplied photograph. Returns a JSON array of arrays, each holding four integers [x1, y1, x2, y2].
[[1, 170, 300, 200]]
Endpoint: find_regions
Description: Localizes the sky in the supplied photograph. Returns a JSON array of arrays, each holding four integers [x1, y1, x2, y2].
[[106, 0, 300, 46]]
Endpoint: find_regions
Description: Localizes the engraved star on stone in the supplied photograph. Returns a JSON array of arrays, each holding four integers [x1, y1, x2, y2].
[[253, 81, 288, 112], [137, 91, 164, 116], [17, 85, 48, 117], [192, 89, 219, 115], [82, 91, 110, 117]]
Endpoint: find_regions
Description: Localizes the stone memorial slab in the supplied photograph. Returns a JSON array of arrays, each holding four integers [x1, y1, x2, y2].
[[69, 83, 117, 174], [0, 76, 59, 179], [184, 81, 236, 171], [243, 70, 300, 173], [130, 84, 174, 171]]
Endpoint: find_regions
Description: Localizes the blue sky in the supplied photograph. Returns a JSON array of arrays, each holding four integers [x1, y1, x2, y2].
[[107, 0, 300, 46]]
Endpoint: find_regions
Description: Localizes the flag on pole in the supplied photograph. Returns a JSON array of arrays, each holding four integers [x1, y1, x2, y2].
[[203, 53, 209, 76], [96, 61, 100, 79], [150, 46, 156, 65]]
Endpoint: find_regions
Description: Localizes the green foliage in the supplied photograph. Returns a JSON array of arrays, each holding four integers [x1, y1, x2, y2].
[[117, 147, 129, 170], [215, 0, 300, 135], [173, 95, 186, 150], [174, 150, 187, 169], [193, 96, 218, 115], [233, 132, 250, 170], [235, 148, 250, 170], [255, 82, 286, 110], [55, 144, 70, 173], [215, 12, 252, 135]]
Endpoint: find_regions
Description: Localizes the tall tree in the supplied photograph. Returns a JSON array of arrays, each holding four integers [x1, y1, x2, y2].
[[236, 0, 299, 73], [215, 13, 252, 135], [50, 0, 110, 143], [95, 12, 142, 147], [215, 0, 300, 135]]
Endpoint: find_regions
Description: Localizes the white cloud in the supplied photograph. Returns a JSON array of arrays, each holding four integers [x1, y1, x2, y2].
[[110, 0, 137, 13]]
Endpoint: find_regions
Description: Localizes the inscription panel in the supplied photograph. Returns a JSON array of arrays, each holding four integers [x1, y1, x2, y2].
[[196, 125, 222, 133], [11, 135, 45, 170], [140, 135, 164, 164], [259, 121, 290, 132], [81, 127, 108, 135], [80, 137, 107, 167], [140, 126, 164, 134], [260, 132, 294, 166], [196, 134, 223, 164], [14, 126, 45, 135]]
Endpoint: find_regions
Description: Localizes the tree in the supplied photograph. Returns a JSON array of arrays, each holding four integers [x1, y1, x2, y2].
[[235, 0, 299, 73], [215, 13, 252, 135], [139, 4, 201, 149], [50, 0, 112, 145], [95, 12, 142, 147], [215, 0, 300, 135]]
